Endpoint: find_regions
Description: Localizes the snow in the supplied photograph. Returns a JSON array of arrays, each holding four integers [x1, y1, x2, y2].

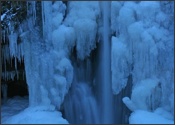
[[1, 96, 68, 124], [1, 96, 29, 123], [131, 78, 161, 111], [122, 97, 137, 112], [1, 13, 6, 21], [129, 110, 174, 124], [154, 107, 174, 120], [1, 83, 8, 103]]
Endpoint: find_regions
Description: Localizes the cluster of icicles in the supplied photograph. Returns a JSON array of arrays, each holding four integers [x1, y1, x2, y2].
[[2, 29, 25, 81]]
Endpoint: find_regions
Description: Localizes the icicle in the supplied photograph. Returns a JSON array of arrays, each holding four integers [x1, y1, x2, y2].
[[32, 1, 36, 25], [41, 1, 52, 42], [17, 44, 21, 63], [16, 70, 19, 80], [4, 58, 6, 80], [42, 2, 45, 38], [23, 71, 25, 80], [2, 46, 4, 63], [11, 71, 13, 81], [2, 30, 4, 43], [4, 45, 10, 65], [5, 72, 6, 81], [27, 2, 29, 16], [15, 57, 17, 71], [8, 33, 18, 58], [11, 58, 12, 67]]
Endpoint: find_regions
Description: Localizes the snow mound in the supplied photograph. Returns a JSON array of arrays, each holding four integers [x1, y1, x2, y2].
[[1, 96, 68, 124], [122, 97, 137, 112], [2, 107, 69, 124], [131, 78, 162, 111], [129, 110, 174, 124], [1, 96, 29, 123], [154, 107, 174, 120]]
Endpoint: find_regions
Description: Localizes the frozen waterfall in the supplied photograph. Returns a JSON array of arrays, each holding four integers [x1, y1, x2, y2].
[[1, 1, 174, 124], [99, 1, 114, 123]]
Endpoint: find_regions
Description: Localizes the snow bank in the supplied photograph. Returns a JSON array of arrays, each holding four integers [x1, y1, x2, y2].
[[1, 96, 68, 124], [154, 107, 174, 120], [131, 78, 162, 111], [1, 96, 29, 123], [3, 107, 68, 124], [129, 110, 174, 124], [122, 97, 137, 112]]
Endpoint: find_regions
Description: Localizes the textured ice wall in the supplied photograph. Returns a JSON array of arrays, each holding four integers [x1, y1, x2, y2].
[[111, 1, 174, 115], [19, 1, 74, 109]]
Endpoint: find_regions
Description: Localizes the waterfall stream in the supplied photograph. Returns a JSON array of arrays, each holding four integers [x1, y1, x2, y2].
[[99, 1, 114, 123], [63, 2, 115, 124], [63, 59, 100, 124]]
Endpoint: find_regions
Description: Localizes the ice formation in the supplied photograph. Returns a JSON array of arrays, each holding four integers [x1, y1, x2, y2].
[[63, 2, 100, 60], [111, 36, 129, 94], [131, 78, 161, 111], [129, 110, 174, 124], [1, 1, 174, 124], [18, 1, 74, 109], [111, 2, 174, 116]]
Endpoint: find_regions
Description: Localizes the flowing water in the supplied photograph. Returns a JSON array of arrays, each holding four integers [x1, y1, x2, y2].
[[63, 2, 115, 124], [63, 59, 100, 124], [99, 2, 114, 123]]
